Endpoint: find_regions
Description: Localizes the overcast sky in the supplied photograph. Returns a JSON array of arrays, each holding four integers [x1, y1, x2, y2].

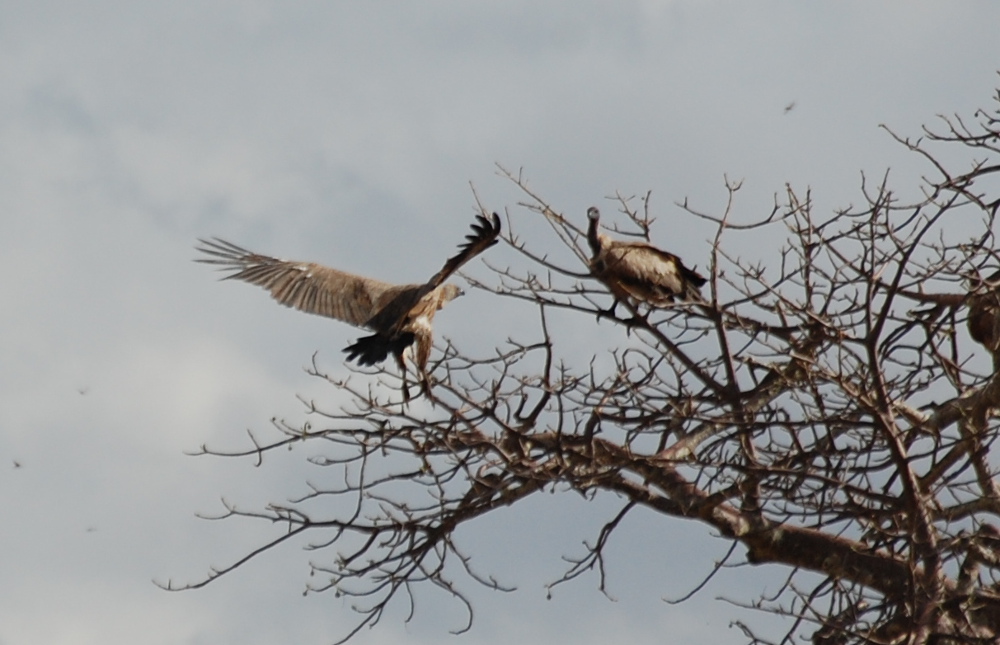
[[3, 3, 1000, 644]]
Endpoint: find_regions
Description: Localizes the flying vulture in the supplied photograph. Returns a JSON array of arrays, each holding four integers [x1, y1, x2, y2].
[[586, 206, 706, 316], [968, 269, 1000, 367], [196, 212, 502, 399]]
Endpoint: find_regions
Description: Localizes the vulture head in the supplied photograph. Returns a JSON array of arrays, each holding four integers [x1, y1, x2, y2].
[[439, 283, 465, 307], [586, 207, 602, 256]]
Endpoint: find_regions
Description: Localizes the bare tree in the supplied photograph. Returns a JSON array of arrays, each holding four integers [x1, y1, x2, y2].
[[169, 82, 1000, 644]]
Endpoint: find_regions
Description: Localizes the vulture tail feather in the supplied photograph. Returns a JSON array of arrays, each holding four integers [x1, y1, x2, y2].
[[344, 332, 415, 367]]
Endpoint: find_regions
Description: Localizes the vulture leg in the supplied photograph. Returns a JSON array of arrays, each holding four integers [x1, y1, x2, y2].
[[596, 299, 620, 320], [395, 355, 435, 405], [595, 299, 646, 334], [418, 372, 435, 404], [394, 352, 412, 403]]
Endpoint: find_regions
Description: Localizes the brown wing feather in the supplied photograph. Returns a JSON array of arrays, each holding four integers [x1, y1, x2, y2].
[[423, 212, 501, 290], [595, 237, 706, 304], [608, 243, 705, 288], [195, 237, 413, 330]]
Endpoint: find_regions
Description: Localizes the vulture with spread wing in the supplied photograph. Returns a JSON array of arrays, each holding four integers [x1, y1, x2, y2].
[[586, 206, 706, 315], [196, 212, 501, 399]]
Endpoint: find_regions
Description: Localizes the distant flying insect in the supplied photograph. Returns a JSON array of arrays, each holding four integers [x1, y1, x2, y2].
[[196, 213, 502, 399], [586, 206, 706, 317]]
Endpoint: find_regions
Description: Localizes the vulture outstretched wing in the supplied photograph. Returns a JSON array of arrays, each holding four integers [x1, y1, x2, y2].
[[195, 237, 411, 330]]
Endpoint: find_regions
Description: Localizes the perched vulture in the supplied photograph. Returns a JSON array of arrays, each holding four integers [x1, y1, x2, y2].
[[968, 269, 1000, 365], [586, 206, 706, 315], [196, 212, 502, 399]]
